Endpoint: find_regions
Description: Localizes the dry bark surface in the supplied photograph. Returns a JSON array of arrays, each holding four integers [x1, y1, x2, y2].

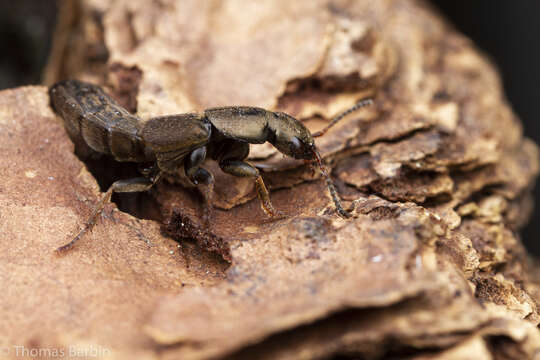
[[2, 0, 540, 359]]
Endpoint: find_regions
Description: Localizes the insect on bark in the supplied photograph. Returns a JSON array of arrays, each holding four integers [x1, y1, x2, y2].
[[49, 80, 373, 252]]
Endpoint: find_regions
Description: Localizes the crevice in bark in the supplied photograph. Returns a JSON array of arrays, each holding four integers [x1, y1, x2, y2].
[[214, 296, 473, 360]]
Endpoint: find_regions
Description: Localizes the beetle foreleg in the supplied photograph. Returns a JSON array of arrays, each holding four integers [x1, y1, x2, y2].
[[184, 146, 215, 227], [254, 175, 284, 218], [214, 140, 283, 218], [184, 147, 213, 185], [56, 176, 160, 253], [311, 148, 352, 218], [220, 159, 283, 218]]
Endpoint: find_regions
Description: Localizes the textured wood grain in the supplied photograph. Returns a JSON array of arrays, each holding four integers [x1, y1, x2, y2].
[[2, 0, 539, 359]]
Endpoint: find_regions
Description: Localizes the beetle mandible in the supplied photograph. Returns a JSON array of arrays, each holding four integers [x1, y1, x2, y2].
[[49, 79, 373, 252]]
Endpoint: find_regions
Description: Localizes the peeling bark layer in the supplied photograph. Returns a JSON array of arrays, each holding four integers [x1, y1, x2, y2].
[[1, 0, 538, 359]]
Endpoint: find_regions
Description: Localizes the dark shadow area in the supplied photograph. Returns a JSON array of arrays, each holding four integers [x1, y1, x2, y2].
[[83, 155, 163, 222], [226, 295, 457, 360], [0, 0, 57, 88]]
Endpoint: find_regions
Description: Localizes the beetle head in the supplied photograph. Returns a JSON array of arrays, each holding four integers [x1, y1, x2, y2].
[[269, 112, 316, 160], [268, 111, 352, 218]]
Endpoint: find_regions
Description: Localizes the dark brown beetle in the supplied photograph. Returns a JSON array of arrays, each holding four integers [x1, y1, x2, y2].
[[49, 79, 373, 252]]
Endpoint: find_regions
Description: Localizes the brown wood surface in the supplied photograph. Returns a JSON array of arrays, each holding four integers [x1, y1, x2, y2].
[[1, 0, 539, 359]]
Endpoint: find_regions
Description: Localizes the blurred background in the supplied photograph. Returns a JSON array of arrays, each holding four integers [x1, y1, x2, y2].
[[0, 0, 538, 254]]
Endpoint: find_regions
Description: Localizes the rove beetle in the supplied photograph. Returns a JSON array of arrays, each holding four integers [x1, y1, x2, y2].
[[49, 79, 373, 252]]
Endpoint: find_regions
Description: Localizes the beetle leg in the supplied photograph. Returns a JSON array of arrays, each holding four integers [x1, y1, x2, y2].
[[311, 148, 352, 218], [219, 159, 284, 218], [214, 140, 285, 218], [254, 174, 284, 218], [184, 146, 216, 227], [56, 175, 161, 253], [184, 146, 213, 185]]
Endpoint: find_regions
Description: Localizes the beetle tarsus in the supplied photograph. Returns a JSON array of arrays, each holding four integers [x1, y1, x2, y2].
[[201, 180, 215, 231], [323, 171, 352, 219], [311, 148, 353, 219], [56, 185, 115, 253], [254, 175, 286, 219], [55, 176, 160, 253]]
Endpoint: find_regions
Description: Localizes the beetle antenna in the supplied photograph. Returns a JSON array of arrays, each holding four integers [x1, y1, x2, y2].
[[312, 97, 373, 138], [312, 148, 351, 218]]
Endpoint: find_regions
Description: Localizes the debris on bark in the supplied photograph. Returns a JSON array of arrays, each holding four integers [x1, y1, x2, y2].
[[1, 0, 538, 359]]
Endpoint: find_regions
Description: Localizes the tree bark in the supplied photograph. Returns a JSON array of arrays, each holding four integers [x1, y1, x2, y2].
[[1, 0, 539, 359]]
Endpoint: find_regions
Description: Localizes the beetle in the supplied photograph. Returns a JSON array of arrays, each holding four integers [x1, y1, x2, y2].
[[49, 79, 373, 252]]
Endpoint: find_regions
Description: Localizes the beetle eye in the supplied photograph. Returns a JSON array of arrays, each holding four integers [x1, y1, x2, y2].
[[289, 136, 313, 159], [290, 136, 302, 151]]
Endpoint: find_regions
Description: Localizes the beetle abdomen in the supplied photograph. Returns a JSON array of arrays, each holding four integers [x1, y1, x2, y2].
[[49, 80, 149, 162]]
